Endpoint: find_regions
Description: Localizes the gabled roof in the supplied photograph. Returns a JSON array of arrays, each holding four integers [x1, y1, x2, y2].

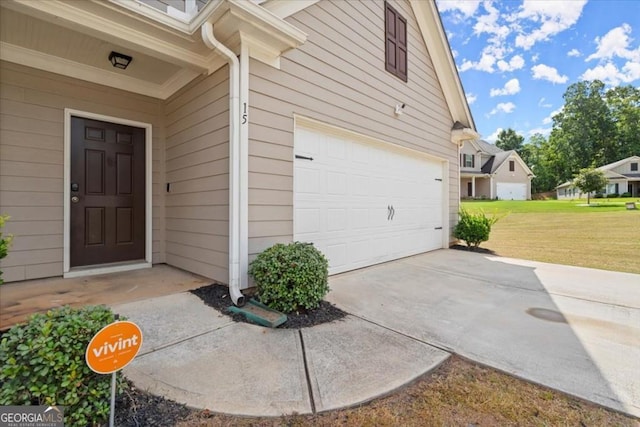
[[474, 139, 504, 155], [599, 156, 640, 171], [556, 156, 640, 188]]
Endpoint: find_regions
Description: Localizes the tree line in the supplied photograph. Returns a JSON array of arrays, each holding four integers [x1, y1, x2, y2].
[[494, 80, 640, 194]]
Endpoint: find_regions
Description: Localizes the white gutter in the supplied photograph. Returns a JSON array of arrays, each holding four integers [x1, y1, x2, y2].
[[201, 21, 245, 306]]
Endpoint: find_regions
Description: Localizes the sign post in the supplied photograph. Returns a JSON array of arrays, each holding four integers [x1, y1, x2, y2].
[[86, 320, 143, 427]]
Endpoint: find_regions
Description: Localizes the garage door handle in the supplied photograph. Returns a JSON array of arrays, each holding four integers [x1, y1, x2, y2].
[[387, 205, 392, 220], [295, 154, 313, 161], [390, 205, 395, 220]]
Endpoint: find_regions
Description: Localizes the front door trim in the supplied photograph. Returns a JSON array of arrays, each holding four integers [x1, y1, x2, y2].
[[63, 108, 153, 277]]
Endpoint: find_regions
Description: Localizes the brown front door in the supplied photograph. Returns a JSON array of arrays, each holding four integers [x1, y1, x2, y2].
[[70, 117, 145, 267]]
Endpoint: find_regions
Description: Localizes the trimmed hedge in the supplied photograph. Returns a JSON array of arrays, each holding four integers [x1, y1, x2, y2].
[[249, 242, 329, 313], [0, 305, 121, 426]]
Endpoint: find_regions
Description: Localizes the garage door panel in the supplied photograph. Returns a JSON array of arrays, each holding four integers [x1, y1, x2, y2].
[[295, 208, 320, 234], [496, 183, 526, 200], [327, 209, 347, 232], [350, 174, 370, 196], [327, 135, 346, 160], [295, 167, 321, 194], [325, 243, 347, 270], [294, 126, 444, 275], [328, 171, 347, 195]]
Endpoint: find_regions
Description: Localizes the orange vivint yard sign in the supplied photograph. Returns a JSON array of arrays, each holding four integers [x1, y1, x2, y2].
[[86, 321, 143, 374]]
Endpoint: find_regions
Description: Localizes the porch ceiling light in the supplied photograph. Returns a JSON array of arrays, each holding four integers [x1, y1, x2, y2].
[[109, 51, 132, 69]]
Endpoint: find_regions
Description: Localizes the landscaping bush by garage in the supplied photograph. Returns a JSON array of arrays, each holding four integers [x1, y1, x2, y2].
[[249, 242, 329, 313], [0, 305, 120, 426], [454, 209, 499, 249]]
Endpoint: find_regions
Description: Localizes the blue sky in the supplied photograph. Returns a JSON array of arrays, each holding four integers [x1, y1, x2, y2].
[[437, 0, 640, 142]]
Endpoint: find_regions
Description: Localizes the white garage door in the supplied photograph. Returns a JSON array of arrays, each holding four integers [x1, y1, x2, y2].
[[496, 183, 527, 200], [294, 126, 445, 275]]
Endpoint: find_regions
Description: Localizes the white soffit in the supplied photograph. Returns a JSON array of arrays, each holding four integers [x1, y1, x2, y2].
[[0, 0, 306, 99]]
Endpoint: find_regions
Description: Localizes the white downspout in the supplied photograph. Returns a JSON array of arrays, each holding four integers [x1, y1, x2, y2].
[[239, 41, 249, 293], [202, 22, 245, 306]]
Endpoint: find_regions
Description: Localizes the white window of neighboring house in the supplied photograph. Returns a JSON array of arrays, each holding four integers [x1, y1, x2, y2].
[[631, 162, 638, 171]]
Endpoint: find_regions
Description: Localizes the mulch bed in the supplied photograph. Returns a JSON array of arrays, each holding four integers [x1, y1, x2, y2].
[[115, 380, 193, 427], [450, 244, 496, 255], [190, 283, 348, 329]]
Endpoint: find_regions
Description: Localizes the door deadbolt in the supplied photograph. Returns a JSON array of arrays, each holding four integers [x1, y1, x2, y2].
[[71, 196, 79, 203], [71, 183, 79, 192]]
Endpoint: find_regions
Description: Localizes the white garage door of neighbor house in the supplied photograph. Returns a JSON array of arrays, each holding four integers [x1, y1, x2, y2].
[[294, 126, 445, 275], [496, 183, 527, 200]]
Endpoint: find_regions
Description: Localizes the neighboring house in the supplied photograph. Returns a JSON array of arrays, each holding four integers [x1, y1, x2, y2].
[[0, 0, 476, 302], [459, 140, 534, 200], [556, 156, 640, 199]]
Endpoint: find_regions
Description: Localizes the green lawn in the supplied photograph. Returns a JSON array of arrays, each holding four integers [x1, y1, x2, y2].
[[461, 199, 640, 274]]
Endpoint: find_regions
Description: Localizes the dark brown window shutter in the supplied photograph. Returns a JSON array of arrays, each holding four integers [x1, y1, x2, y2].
[[396, 14, 408, 81], [385, 1, 408, 82], [472, 155, 475, 168]]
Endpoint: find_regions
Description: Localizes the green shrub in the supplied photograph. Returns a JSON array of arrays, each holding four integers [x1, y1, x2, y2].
[[608, 193, 620, 198], [453, 209, 499, 249], [0, 215, 13, 285], [620, 192, 631, 197], [249, 242, 329, 313], [0, 305, 121, 426], [594, 193, 604, 199]]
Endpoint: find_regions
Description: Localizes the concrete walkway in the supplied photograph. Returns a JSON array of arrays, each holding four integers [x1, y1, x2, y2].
[[115, 293, 448, 416], [113, 249, 640, 417]]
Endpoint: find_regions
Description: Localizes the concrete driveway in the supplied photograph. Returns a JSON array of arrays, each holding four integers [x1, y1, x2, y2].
[[328, 249, 640, 417]]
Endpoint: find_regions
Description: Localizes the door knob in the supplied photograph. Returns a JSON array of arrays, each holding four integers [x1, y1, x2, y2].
[[71, 196, 79, 203]]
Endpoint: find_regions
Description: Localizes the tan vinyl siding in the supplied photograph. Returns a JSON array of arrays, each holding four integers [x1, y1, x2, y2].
[[248, 0, 458, 254], [0, 61, 164, 282], [163, 66, 229, 284], [460, 141, 481, 172], [476, 178, 491, 199]]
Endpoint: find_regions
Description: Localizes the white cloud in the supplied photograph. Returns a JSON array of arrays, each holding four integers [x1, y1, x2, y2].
[[473, 1, 511, 40], [531, 64, 568, 83], [581, 61, 640, 85], [513, 0, 587, 50], [452, 49, 459, 58], [489, 102, 516, 116], [538, 97, 552, 108], [437, 0, 482, 18], [567, 48, 581, 57], [459, 52, 497, 72], [466, 93, 478, 105], [528, 127, 552, 137], [542, 107, 563, 125], [531, 53, 540, 63], [586, 24, 640, 62], [486, 128, 503, 142], [490, 78, 521, 96], [497, 55, 525, 72]]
